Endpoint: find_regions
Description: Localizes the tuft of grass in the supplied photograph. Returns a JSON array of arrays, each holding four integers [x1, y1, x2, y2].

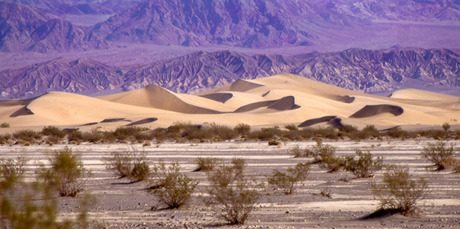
[[205, 158, 261, 225], [267, 163, 310, 194], [148, 160, 198, 209], [370, 165, 428, 216], [421, 141, 456, 170]]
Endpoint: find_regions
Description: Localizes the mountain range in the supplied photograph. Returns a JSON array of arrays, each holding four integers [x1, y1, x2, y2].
[[1, 48, 458, 99], [0, 0, 459, 99]]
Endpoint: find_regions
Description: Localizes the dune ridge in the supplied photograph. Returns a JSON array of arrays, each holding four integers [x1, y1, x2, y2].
[[0, 74, 458, 130]]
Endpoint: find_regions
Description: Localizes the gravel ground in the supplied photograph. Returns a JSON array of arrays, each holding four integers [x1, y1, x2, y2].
[[1, 139, 459, 228]]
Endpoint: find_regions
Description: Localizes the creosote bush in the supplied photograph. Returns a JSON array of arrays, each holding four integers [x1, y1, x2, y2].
[[148, 161, 198, 209], [370, 165, 428, 216], [193, 157, 220, 172], [104, 151, 150, 182], [344, 150, 383, 178], [0, 156, 28, 190], [41, 147, 91, 197], [268, 163, 310, 194], [0, 122, 10, 128], [205, 158, 261, 225], [421, 141, 456, 170], [234, 123, 251, 135]]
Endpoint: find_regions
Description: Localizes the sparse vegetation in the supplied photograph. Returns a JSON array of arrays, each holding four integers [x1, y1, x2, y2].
[[344, 150, 383, 178], [0, 122, 10, 128], [370, 165, 428, 216], [268, 163, 310, 194], [268, 139, 281, 146], [0, 154, 93, 228], [149, 161, 198, 209], [193, 157, 220, 172], [421, 141, 456, 170], [205, 158, 261, 225], [40, 147, 91, 197], [234, 123, 251, 135]]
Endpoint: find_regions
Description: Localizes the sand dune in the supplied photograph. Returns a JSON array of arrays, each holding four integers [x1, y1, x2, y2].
[[99, 85, 220, 114], [0, 73, 459, 130]]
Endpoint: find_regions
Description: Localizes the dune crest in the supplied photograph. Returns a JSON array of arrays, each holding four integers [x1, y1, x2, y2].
[[200, 93, 233, 103], [234, 96, 300, 113], [298, 116, 343, 128]]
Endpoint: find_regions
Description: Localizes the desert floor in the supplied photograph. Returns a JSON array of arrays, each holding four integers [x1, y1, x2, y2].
[[1, 140, 459, 229]]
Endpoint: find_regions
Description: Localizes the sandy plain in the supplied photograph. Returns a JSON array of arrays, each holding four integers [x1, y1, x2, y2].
[[1, 140, 459, 228]]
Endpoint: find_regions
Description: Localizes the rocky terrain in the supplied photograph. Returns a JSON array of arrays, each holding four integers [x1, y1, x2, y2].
[[1, 48, 458, 99]]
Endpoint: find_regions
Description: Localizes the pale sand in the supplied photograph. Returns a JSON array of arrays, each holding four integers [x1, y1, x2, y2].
[[0, 73, 458, 131]]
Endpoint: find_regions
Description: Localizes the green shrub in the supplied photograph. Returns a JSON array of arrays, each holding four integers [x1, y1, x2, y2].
[[421, 141, 456, 170], [205, 158, 260, 225], [193, 157, 220, 172], [384, 126, 408, 139], [268, 163, 310, 194], [130, 161, 150, 182], [311, 140, 336, 164], [0, 122, 10, 128], [344, 150, 383, 178], [442, 122, 451, 132], [320, 154, 346, 172], [41, 147, 91, 197], [370, 165, 428, 216], [149, 161, 198, 209]]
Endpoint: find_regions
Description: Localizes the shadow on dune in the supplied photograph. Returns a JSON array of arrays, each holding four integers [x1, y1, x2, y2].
[[350, 104, 404, 118], [234, 96, 300, 113], [298, 115, 344, 128], [200, 93, 233, 103]]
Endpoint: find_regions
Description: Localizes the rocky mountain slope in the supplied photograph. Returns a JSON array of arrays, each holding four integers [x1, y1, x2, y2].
[[1, 0, 459, 52], [1, 48, 458, 99], [0, 1, 107, 52]]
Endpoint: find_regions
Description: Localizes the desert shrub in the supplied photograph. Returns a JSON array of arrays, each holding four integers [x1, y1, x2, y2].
[[42, 126, 66, 138], [148, 161, 198, 209], [13, 130, 41, 144], [130, 161, 150, 182], [0, 122, 10, 128], [268, 139, 281, 146], [311, 140, 336, 163], [248, 127, 282, 141], [82, 129, 103, 143], [455, 163, 460, 173], [290, 145, 314, 158], [194, 157, 220, 172], [104, 151, 149, 182], [267, 163, 310, 194], [442, 122, 451, 132], [67, 129, 84, 143], [344, 150, 383, 178], [313, 127, 339, 140], [234, 123, 251, 135], [285, 124, 298, 131], [41, 147, 91, 197], [421, 141, 456, 170], [207, 123, 237, 141], [339, 124, 358, 135], [112, 126, 148, 142], [319, 154, 346, 172], [370, 165, 428, 216], [320, 186, 332, 198], [384, 126, 408, 139], [0, 156, 28, 190], [0, 134, 11, 145], [361, 125, 380, 138], [205, 158, 260, 225], [1, 167, 93, 228]]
